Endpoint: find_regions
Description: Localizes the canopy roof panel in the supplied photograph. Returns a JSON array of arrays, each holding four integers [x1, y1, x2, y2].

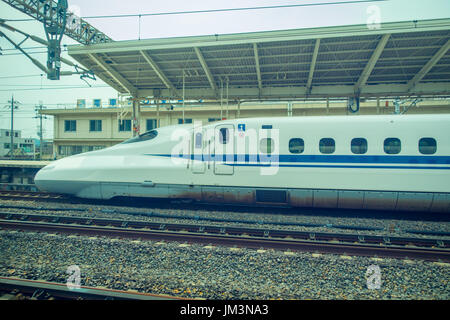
[[68, 18, 450, 100]]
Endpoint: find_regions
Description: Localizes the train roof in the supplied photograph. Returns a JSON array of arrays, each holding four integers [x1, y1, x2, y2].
[[214, 113, 450, 125]]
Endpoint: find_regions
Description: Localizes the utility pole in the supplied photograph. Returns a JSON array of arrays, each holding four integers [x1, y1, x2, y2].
[[5, 95, 20, 159], [35, 101, 47, 160]]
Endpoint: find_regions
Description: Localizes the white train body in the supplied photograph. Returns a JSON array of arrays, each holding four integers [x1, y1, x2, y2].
[[35, 114, 450, 212]]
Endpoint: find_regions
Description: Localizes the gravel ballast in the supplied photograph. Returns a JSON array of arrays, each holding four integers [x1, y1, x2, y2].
[[1, 229, 448, 300]]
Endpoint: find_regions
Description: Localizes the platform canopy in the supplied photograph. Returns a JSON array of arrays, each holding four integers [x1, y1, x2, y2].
[[68, 18, 450, 101]]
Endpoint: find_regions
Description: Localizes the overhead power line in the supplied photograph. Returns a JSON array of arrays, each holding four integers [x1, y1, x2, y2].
[[0, 84, 110, 91], [82, 0, 390, 19], [0, 74, 44, 79], [3, 0, 387, 21], [1, 51, 50, 56]]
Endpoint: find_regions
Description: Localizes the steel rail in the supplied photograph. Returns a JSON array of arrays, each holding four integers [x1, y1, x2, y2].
[[0, 211, 447, 249], [1, 217, 449, 262], [0, 276, 184, 300], [0, 190, 68, 200]]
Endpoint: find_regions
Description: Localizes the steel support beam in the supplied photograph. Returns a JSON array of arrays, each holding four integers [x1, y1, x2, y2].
[[253, 43, 263, 95], [88, 53, 137, 95], [1, 0, 113, 45], [137, 82, 450, 100], [139, 50, 178, 95], [194, 47, 217, 92], [354, 34, 390, 93], [407, 39, 450, 92], [306, 38, 320, 94]]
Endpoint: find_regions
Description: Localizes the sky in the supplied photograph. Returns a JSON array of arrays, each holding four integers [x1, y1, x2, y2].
[[0, 0, 449, 139]]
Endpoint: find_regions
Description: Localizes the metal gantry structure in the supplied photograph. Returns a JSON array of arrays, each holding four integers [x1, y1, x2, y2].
[[1, 0, 113, 80], [1, 0, 113, 45], [41, 0, 67, 80]]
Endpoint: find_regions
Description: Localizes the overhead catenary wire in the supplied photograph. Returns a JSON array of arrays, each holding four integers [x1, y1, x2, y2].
[[1, 0, 388, 22], [0, 74, 44, 79], [0, 85, 110, 91], [83, 0, 389, 19]]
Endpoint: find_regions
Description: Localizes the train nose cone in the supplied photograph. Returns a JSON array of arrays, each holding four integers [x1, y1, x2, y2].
[[34, 163, 56, 192]]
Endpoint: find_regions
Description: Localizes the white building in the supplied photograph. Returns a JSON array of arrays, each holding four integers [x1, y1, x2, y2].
[[0, 129, 35, 158]]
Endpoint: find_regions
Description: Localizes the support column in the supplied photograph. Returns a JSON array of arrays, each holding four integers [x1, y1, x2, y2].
[[226, 78, 229, 119], [156, 99, 160, 128], [132, 98, 141, 137], [237, 100, 241, 118], [287, 102, 293, 117], [326, 97, 330, 115], [376, 97, 380, 114], [182, 70, 185, 124]]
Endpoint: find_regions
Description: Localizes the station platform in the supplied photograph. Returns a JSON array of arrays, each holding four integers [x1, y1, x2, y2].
[[0, 160, 51, 169], [0, 160, 51, 191]]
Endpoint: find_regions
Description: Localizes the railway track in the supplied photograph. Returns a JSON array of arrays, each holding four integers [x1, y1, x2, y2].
[[0, 277, 184, 300], [0, 190, 68, 201], [1, 212, 449, 262]]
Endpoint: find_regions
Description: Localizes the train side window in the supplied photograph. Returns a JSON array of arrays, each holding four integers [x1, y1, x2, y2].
[[384, 138, 401, 154], [260, 138, 274, 154], [289, 138, 304, 154], [219, 128, 229, 144], [195, 133, 202, 148], [319, 138, 335, 154], [351, 138, 367, 154], [419, 137, 437, 154]]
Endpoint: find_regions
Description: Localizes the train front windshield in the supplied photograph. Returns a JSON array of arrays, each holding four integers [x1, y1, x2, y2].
[[121, 130, 158, 144]]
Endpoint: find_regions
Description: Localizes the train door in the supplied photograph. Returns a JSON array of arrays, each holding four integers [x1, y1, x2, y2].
[[213, 124, 235, 175], [191, 130, 206, 174]]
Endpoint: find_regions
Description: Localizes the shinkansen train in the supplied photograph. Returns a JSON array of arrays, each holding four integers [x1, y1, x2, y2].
[[34, 114, 450, 213]]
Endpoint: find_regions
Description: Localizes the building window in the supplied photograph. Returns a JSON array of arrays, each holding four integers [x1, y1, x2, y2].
[[58, 145, 83, 156], [419, 137, 437, 155], [4, 143, 9, 149], [384, 138, 401, 154], [208, 118, 221, 122], [5, 131, 9, 137], [319, 138, 335, 154], [260, 138, 274, 154], [93, 99, 102, 108], [118, 119, 131, 132], [178, 118, 192, 124], [14, 132, 18, 137], [289, 138, 304, 154], [146, 119, 157, 131], [64, 120, 77, 132], [109, 98, 117, 107], [351, 138, 368, 154], [89, 120, 102, 132]]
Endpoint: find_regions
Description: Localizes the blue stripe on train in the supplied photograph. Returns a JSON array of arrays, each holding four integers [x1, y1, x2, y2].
[[228, 163, 450, 170], [146, 153, 450, 165]]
